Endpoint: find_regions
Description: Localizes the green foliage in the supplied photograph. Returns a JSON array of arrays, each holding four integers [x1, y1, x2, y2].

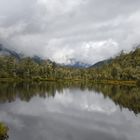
[[0, 47, 140, 84], [89, 47, 140, 82], [0, 122, 8, 140]]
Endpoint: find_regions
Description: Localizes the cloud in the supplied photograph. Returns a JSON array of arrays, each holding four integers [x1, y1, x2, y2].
[[47, 39, 119, 64], [37, 0, 85, 16], [0, 0, 140, 64]]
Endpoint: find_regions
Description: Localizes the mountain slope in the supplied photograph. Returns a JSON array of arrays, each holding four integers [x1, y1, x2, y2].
[[90, 47, 140, 81], [64, 62, 90, 68], [62, 58, 91, 68], [90, 59, 112, 68], [0, 44, 20, 59], [0, 44, 90, 68]]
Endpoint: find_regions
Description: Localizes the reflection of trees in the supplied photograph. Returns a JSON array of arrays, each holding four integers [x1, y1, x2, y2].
[[0, 82, 66, 102], [0, 82, 140, 114], [91, 84, 140, 114], [0, 81, 87, 103], [0, 81, 85, 102]]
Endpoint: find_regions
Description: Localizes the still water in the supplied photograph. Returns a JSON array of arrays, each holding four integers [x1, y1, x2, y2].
[[0, 82, 140, 140]]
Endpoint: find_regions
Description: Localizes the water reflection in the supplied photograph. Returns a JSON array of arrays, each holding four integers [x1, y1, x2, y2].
[[0, 82, 140, 114], [91, 84, 140, 114], [0, 82, 140, 140]]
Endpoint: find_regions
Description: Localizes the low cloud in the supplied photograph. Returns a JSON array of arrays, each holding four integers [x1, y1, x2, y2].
[[0, 0, 140, 64], [46, 39, 119, 64]]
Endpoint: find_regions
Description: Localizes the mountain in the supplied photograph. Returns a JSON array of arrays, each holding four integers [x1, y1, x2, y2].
[[62, 58, 91, 68], [90, 59, 112, 68], [0, 44, 47, 63], [0, 44, 21, 59], [0, 44, 140, 83], [0, 44, 91, 68], [32, 55, 44, 64], [64, 61, 90, 68]]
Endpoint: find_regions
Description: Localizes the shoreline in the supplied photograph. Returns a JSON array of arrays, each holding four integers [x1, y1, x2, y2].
[[0, 78, 137, 86]]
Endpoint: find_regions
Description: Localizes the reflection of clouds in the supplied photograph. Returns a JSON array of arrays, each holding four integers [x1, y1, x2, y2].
[[52, 90, 117, 114], [0, 110, 24, 130], [0, 89, 123, 116], [81, 103, 116, 114], [1, 89, 139, 119], [0, 89, 140, 140]]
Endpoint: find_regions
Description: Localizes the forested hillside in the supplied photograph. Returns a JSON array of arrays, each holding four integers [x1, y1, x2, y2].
[[0, 47, 140, 84], [90, 47, 140, 81]]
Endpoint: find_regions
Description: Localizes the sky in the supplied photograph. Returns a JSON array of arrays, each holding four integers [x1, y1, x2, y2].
[[0, 0, 140, 65]]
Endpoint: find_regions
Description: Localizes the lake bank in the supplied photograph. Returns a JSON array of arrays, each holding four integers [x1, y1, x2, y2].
[[0, 78, 138, 86]]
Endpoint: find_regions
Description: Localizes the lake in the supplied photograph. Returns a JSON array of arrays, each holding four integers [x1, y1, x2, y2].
[[0, 82, 140, 140]]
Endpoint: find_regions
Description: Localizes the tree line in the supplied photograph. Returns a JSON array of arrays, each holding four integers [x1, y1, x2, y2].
[[0, 47, 140, 84]]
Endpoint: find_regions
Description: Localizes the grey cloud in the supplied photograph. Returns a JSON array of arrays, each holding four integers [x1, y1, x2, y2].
[[0, 0, 140, 64]]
